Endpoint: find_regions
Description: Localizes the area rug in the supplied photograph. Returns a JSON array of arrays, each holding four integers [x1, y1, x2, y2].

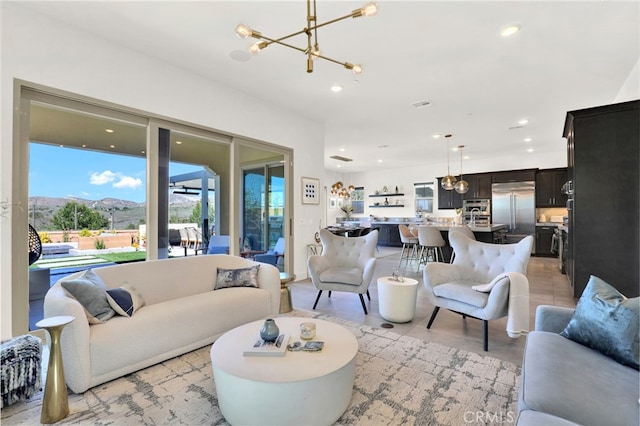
[[1, 310, 520, 425]]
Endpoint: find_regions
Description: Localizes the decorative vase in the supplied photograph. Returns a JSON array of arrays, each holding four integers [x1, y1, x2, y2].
[[260, 319, 279, 342]]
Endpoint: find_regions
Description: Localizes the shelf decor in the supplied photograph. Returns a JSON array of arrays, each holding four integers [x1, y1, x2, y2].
[[301, 177, 320, 204]]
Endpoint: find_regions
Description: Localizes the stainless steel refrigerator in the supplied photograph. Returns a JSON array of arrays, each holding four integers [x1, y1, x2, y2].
[[491, 181, 535, 249]]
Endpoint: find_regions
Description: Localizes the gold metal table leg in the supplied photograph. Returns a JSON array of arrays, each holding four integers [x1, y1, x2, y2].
[[36, 315, 75, 424]]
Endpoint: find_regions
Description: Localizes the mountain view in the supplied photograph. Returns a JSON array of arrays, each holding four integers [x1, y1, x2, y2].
[[28, 195, 200, 231]]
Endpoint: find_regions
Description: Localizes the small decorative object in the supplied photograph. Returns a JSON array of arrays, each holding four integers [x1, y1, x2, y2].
[[314, 232, 321, 243], [340, 204, 354, 219], [374, 202, 380, 206], [382, 185, 388, 193], [384, 197, 389, 206], [374, 189, 380, 195], [395, 185, 398, 193], [300, 322, 316, 340], [260, 319, 280, 343]]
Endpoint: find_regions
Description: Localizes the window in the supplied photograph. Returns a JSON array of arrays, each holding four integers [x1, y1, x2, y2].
[[351, 186, 364, 214], [414, 182, 434, 214]]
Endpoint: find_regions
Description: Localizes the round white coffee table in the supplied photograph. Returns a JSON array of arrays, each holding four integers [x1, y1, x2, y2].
[[377, 277, 419, 322], [210, 317, 358, 425]]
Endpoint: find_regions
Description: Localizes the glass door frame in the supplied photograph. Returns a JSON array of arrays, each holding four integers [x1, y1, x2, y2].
[[232, 138, 293, 273]]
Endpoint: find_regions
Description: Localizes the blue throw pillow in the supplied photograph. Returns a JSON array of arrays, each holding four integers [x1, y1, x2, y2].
[[560, 275, 639, 370], [106, 284, 145, 317]]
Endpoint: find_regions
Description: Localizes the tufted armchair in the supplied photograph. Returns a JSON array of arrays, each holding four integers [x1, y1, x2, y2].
[[308, 228, 379, 314], [423, 232, 533, 351]]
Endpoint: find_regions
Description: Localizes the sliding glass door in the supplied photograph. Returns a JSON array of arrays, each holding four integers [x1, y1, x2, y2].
[[242, 164, 284, 252]]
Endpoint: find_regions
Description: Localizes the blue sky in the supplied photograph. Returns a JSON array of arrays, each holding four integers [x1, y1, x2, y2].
[[29, 143, 200, 203]]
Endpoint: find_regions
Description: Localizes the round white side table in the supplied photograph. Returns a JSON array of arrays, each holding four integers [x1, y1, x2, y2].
[[210, 317, 358, 425], [377, 277, 419, 323]]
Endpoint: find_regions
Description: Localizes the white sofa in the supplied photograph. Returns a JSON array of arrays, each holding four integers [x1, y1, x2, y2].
[[43, 255, 280, 394]]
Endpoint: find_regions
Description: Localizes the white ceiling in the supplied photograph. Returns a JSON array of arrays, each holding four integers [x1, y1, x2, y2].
[[17, 1, 640, 173]]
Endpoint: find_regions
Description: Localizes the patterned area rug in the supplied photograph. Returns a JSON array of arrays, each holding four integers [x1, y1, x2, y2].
[[1, 310, 521, 425]]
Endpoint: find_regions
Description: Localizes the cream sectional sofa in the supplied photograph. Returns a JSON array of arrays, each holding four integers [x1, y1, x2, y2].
[[43, 254, 280, 394]]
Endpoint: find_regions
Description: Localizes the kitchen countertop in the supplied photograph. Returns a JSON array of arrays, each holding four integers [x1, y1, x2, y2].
[[369, 222, 507, 232]]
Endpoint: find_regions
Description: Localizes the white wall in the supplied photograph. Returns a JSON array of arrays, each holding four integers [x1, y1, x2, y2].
[[0, 3, 324, 338], [615, 58, 640, 103]]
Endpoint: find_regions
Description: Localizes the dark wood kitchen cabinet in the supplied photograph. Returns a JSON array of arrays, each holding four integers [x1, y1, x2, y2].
[[535, 225, 556, 257], [463, 173, 492, 200], [564, 100, 639, 298], [536, 167, 567, 207], [437, 177, 463, 209], [375, 223, 402, 247], [491, 169, 536, 183], [536, 168, 568, 207]]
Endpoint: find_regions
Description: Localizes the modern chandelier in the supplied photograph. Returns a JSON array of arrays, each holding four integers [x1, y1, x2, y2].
[[235, 0, 378, 74]]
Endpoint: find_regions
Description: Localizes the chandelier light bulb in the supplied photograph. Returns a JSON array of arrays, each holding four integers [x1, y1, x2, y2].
[[441, 175, 456, 190], [235, 23, 252, 39], [361, 2, 379, 17], [249, 41, 268, 55], [454, 179, 469, 194]]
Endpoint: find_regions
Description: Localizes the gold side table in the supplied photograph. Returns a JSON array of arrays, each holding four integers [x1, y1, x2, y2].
[[36, 315, 75, 424], [279, 272, 295, 313]]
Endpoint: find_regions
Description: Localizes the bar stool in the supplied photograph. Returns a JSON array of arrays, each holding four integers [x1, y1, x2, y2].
[[417, 226, 446, 271], [397, 224, 419, 267]]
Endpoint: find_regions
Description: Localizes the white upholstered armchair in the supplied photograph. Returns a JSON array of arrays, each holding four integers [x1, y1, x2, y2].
[[308, 228, 379, 314], [423, 232, 534, 351]]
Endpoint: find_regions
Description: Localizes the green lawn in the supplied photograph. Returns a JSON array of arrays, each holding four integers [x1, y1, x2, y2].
[[96, 252, 147, 263]]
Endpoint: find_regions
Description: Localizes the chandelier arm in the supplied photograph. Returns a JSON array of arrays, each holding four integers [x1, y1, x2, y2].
[[256, 35, 308, 54]]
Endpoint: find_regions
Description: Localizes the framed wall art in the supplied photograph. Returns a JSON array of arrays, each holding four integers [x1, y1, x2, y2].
[[301, 177, 320, 204], [329, 198, 337, 209]]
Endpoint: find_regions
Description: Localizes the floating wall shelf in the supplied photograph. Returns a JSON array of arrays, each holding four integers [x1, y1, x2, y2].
[[369, 193, 404, 197], [369, 205, 404, 208]]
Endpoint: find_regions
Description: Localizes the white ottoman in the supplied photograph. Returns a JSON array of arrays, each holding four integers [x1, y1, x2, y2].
[[377, 277, 419, 323], [210, 318, 358, 425]]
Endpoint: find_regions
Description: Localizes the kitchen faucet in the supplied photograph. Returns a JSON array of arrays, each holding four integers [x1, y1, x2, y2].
[[470, 208, 480, 226]]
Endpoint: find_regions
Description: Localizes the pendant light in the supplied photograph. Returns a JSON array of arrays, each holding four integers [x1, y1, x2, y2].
[[441, 134, 457, 190], [454, 145, 469, 194]]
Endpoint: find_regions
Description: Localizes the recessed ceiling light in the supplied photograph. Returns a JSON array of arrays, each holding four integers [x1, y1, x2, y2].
[[524, 137, 532, 142], [82, 144, 87, 148], [527, 148, 534, 153], [336, 164, 342, 168], [501, 24, 521, 37], [377, 159, 383, 163], [176, 140, 183, 145], [339, 148, 346, 152], [432, 134, 441, 139], [464, 155, 470, 160], [331, 85, 343, 93], [518, 119, 528, 125], [109, 144, 116, 149], [105, 129, 114, 133]]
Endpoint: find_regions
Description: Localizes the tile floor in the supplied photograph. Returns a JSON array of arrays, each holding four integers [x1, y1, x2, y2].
[[288, 248, 576, 365]]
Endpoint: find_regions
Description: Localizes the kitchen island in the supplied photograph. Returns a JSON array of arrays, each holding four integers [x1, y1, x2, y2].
[[335, 220, 507, 262]]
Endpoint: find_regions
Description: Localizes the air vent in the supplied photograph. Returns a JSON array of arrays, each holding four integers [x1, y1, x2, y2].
[[411, 100, 431, 109], [508, 125, 524, 130], [329, 155, 353, 162]]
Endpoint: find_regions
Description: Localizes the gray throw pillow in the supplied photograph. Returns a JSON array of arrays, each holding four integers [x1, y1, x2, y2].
[[61, 269, 115, 324], [215, 265, 260, 290], [560, 275, 639, 370]]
